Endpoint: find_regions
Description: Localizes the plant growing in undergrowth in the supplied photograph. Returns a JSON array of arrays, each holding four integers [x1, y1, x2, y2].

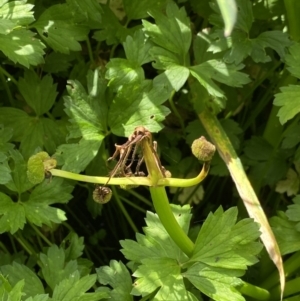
[[1, 0, 300, 300]]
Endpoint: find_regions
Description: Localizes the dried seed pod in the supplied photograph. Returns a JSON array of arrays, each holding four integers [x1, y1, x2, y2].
[[191, 136, 216, 162], [93, 186, 112, 204]]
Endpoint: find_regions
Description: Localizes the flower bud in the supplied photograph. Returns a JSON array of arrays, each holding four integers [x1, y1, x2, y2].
[[191, 136, 216, 161]]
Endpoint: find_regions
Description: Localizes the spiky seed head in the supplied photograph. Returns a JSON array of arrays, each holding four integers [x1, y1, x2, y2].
[[191, 136, 216, 161]]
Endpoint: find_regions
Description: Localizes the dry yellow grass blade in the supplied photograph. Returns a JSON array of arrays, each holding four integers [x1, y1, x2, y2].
[[198, 108, 285, 300]]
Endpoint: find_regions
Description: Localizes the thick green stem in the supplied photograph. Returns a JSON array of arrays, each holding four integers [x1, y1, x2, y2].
[[239, 282, 270, 300], [50, 168, 209, 188], [284, 0, 300, 41], [150, 186, 194, 257]]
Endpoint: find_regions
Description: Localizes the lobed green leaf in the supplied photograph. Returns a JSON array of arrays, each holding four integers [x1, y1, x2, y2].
[[18, 70, 58, 116]]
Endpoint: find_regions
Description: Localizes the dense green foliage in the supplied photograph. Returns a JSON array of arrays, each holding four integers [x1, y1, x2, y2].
[[1, 0, 300, 300]]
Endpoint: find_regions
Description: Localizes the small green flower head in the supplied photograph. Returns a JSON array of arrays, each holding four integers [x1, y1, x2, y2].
[[191, 136, 216, 161], [27, 152, 57, 184], [93, 186, 112, 204]]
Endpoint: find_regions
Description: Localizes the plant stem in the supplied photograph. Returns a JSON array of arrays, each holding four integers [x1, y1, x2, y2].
[[168, 90, 185, 133], [50, 168, 210, 188], [240, 282, 270, 300], [150, 186, 194, 257], [127, 189, 152, 207], [30, 223, 52, 247], [119, 196, 147, 213], [112, 186, 138, 233], [158, 162, 210, 187], [270, 277, 300, 300], [0, 66, 15, 106], [86, 37, 94, 64], [0, 65, 18, 85], [284, 0, 300, 41], [50, 169, 152, 186], [141, 130, 196, 256], [14, 233, 37, 257]]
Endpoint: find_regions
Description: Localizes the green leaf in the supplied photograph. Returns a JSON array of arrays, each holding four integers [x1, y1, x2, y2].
[[123, 0, 167, 20], [55, 73, 106, 172], [190, 67, 224, 98], [0, 154, 11, 185], [24, 295, 50, 301], [73, 290, 109, 301], [270, 211, 300, 255], [121, 205, 191, 265], [275, 168, 300, 196], [106, 59, 144, 91], [108, 74, 172, 137], [0, 125, 14, 153], [143, 2, 191, 64], [190, 207, 262, 270], [243, 136, 288, 186], [0, 262, 44, 298], [67, 0, 103, 29], [124, 30, 152, 65], [23, 178, 73, 227], [164, 65, 190, 91], [0, 108, 65, 159], [256, 31, 291, 60], [6, 150, 33, 194], [61, 232, 85, 261], [208, 28, 291, 65], [274, 85, 300, 125], [0, 29, 45, 67], [0, 126, 13, 184], [282, 122, 300, 148], [52, 271, 97, 301], [0, 1, 35, 26], [65, 77, 106, 139], [190, 60, 250, 98], [132, 257, 193, 300], [29, 174, 72, 206], [93, 4, 136, 45], [0, 192, 26, 234], [56, 140, 102, 173], [43, 52, 75, 73], [34, 3, 89, 53], [0, 19, 15, 35], [286, 195, 300, 224], [0, 278, 24, 301], [0, 108, 31, 141], [40, 244, 78, 290], [20, 117, 64, 159], [97, 260, 133, 301], [285, 43, 300, 78], [184, 262, 244, 301], [18, 70, 58, 116]]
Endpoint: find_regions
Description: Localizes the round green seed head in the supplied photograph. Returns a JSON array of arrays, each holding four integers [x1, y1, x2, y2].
[[93, 186, 112, 204], [191, 136, 216, 161]]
